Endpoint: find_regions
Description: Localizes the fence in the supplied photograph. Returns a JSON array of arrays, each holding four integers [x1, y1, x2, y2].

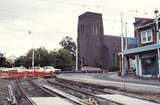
[[0, 70, 52, 79]]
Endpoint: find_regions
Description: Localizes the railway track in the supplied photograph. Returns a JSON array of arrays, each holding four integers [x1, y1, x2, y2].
[[46, 79, 122, 105], [7, 78, 57, 105], [10, 78, 95, 105], [53, 78, 160, 103], [17, 79, 53, 97], [8, 78, 160, 105], [15, 79, 38, 105], [51, 78, 113, 95]]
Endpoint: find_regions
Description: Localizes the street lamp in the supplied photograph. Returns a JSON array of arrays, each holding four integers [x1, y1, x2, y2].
[[28, 30, 35, 73]]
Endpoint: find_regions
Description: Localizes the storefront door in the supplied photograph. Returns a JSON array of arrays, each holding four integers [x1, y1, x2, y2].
[[142, 57, 158, 76]]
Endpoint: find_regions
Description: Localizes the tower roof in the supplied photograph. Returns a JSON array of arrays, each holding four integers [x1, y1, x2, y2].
[[79, 11, 102, 20]]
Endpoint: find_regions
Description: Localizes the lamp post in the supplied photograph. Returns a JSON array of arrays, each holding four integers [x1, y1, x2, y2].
[[28, 30, 35, 76]]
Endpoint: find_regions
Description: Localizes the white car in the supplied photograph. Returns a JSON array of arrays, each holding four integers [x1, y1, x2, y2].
[[31, 66, 44, 72], [43, 66, 61, 73], [14, 67, 26, 72]]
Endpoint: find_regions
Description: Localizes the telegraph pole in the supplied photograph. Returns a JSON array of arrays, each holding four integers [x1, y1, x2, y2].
[[38, 54, 40, 67], [121, 12, 124, 76], [76, 39, 78, 72], [125, 22, 128, 50], [32, 49, 34, 69], [155, 9, 160, 78]]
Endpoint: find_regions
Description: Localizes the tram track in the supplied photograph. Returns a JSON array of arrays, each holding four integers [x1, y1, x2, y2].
[[8, 78, 160, 105], [45, 79, 122, 105], [11, 78, 87, 105], [53, 77, 160, 103]]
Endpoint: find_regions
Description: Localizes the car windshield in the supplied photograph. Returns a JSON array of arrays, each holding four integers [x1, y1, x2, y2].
[[45, 66, 54, 69]]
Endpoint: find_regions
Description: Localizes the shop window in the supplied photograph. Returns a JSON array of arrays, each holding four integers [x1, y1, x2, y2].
[[145, 59, 151, 64]]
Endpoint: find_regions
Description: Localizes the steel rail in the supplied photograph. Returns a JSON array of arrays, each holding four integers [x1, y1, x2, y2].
[[30, 78, 90, 105], [42, 84, 90, 105], [29, 79, 57, 97], [16, 79, 36, 105], [55, 78, 160, 104], [47, 80, 123, 105], [54, 78, 113, 94]]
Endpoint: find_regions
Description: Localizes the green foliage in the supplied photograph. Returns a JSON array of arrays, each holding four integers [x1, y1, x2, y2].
[[14, 56, 31, 68], [55, 48, 75, 69], [59, 36, 76, 60], [0, 54, 12, 67], [15, 47, 51, 68], [14, 36, 76, 70], [0, 57, 6, 67]]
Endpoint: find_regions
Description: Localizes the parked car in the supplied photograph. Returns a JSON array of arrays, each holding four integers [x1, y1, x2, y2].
[[43, 66, 61, 73], [31, 66, 45, 72], [12, 66, 28, 72]]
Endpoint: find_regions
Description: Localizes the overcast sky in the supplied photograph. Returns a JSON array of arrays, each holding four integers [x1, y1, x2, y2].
[[0, 0, 159, 57]]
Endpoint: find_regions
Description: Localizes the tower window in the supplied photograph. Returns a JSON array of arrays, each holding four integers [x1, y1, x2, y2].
[[80, 24, 84, 33], [81, 57, 85, 66], [92, 24, 98, 35]]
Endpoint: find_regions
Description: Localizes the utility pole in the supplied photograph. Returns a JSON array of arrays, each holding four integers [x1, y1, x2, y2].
[[121, 12, 124, 76], [38, 54, 40, 67], [125, 23, 128, 50], [76, 39, 78, 72], [155, 9, 160, 78], [32, 48, 34, 69]]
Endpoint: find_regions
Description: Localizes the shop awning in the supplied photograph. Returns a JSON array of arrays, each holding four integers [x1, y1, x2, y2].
[[119, 44, 160, 55]]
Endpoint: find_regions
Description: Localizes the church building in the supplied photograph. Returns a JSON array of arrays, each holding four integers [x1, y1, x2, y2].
[[77, 12, 121, 70]]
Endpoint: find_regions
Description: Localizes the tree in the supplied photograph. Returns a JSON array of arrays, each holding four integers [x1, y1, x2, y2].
[[49, 50, 57, 67], [0, 54, 11, 67], [55, 48, 74, 69], [14, 47, 51, 68], [34, 47, 50, 67], [0, 57, 6, 67], [14, 56, 30, 68], [14, 36, 76, 70], [59, 36, 76, 59]]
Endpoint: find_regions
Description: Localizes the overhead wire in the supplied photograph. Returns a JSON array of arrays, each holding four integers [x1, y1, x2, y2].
[[0, 0, 157, 38]]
